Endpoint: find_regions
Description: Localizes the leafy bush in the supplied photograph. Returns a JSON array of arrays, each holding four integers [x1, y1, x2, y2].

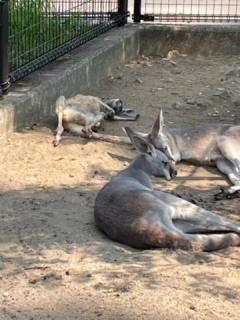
[[9, 0, 96, 70]]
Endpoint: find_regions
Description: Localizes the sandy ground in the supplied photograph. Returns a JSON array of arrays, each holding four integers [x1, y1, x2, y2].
[[0, 53, 240, 320]]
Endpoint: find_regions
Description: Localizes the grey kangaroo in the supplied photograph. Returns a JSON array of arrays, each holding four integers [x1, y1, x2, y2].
[[53, 95, 139, 146], [129, 110, 240, 199], [94, 127, 240, 251]]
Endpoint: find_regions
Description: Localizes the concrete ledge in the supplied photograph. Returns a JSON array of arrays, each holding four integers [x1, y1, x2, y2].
[[140, 24, 240, 57], [1, 23, 240, 135]]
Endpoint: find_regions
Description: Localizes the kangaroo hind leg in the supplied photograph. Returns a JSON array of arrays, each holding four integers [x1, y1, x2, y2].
[[215, 158, 240, 199], [53, 97, 65, 147], [217, 134, 240, 174]]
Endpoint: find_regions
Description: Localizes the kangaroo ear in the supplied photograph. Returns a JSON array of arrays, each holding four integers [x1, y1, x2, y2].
[[133, 136, 156, 157], [150, 109, 164, 138], [123, 127, 138, 145], [124, 127, 156, 157], [123, 126, 146, 144], [160, 109, 164, 132]]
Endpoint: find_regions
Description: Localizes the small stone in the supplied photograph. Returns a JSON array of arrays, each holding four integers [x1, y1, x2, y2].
[[196, 101, 207, 108], [135, 78, 143, 84], [189, 305, 196, 311], [171, 69, 181, 74], [172, 102, 181, 110], [186, 99, 195, 105], [169, 60, 177, 65], [233, 97, 240, 106]]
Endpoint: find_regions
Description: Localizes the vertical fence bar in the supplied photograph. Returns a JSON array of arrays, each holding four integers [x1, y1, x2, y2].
[[118, 0, 128, 25], [0, 0, 10, 94], [133, 0, 142, 22]]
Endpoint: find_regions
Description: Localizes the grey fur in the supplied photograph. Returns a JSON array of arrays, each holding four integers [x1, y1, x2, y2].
[[94, 127, 240, 251], [129, 110, 240, 199]]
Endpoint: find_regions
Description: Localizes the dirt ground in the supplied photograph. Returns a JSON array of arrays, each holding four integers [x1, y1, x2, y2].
[[0, 53, 240, 320]]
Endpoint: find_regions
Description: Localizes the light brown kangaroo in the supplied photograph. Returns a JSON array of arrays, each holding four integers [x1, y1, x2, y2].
[[128, 110, 240, 199], [94, 127, 240, 251], [53, 95, 139, 146]]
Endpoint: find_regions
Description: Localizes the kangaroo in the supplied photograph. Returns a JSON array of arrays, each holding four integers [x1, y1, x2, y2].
[[128, 110, 240, 199], [53, 95, 139, 146], [94, 127, 240, 251]]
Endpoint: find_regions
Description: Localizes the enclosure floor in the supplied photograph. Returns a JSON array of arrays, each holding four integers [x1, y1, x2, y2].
[[0, 54, 240, 320]]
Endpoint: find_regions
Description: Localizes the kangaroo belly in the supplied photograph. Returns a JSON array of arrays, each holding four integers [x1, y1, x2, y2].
[[171, 124, 240, 165], [176, 129, 224, 165], [62, 106, 97, 127], [182, 147, 223, 166], [94, 187, 184, 249]]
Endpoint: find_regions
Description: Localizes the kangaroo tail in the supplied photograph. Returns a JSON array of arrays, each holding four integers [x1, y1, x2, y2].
[[186, 233, 240, 251], [91, 132, 131, 145], [142, 225, 240, 251]]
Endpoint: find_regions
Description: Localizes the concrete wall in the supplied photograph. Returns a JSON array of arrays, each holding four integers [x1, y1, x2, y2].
[[140, 25, 240, 57], [0, 24, 240, 136]]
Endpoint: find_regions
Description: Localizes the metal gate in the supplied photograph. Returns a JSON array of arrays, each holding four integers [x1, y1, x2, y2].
[[0, 0, 128, 93], [133, 0, 240, 23]]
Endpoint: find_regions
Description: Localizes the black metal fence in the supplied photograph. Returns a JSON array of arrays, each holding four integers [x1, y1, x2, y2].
[[133, 0, 240, 23], [0, 0, 128, 93], [1, 0, 240, 93]]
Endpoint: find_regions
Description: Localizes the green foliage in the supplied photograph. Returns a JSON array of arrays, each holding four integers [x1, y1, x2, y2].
[[9, 0, 96, 70]]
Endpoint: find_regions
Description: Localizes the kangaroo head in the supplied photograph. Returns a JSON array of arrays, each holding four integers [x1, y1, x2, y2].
[[124, 127, 177, 180], [105, 99, 123, 114], [148, 110, 175, 161]]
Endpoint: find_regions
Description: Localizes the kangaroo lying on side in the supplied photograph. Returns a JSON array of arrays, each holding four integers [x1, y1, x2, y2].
[[53, 95, 139, 146], [128, 110, 240, 199], [94, 127, 240, 251]]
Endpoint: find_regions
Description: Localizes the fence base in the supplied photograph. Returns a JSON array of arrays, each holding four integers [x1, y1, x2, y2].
[[0, 0, 10, 94]]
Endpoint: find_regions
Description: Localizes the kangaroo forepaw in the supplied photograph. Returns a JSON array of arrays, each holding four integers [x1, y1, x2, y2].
[[214, 187, 240, 200], [81, 128, 93, 138], [53, 138, 61, 147]]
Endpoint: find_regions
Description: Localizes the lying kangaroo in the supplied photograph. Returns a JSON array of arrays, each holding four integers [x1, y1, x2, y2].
[[129, 110, 240, 199], [53, 95, 139, 146], [94, 127, 240, 251]]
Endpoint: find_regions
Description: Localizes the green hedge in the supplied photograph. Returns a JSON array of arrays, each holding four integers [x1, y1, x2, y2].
[[9, 0, 96, 70]]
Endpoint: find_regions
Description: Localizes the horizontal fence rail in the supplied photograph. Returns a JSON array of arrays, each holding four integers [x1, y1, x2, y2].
[[1, 0, 128, 88], [1, 0, 240, 93], [133, 0, 240, 23]]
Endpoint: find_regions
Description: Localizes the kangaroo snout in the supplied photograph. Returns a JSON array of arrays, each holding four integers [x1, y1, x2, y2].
[[171, 168, 177, 179], [169, 161, 177, 179]]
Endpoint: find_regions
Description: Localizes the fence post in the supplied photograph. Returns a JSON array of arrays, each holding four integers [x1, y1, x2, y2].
[[118, 0, 128, 25], [133, 0, 141, 22], [0, 0, 10, 94]]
